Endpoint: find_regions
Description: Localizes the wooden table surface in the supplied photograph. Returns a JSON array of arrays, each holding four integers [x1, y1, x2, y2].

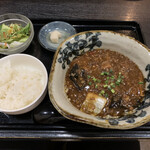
[[0, 0, 150, 46]]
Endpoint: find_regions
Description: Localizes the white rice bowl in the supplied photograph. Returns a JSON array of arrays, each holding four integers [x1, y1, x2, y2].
[[0, 54, 48, 115]]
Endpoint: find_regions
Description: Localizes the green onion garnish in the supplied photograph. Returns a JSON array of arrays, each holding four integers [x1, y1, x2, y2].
[[92, 77, 97, 82], [111, 76, 114, 79], [103, 84, 108, 88], [110, 83, 114, 86], [110, 83, 115, 88], [105, 93, 108, 98], [111, 89, 115, 93], [105, 80, 108, 84], [115, 81, 120, 85], [107, 77, 110, 80], [100, 90, 105, 94], [107, 85, 111, 90], [111, 84, 115, 88], [87, 75, 91, 78], [89, 82, 92, 85], [105, 72, 109, 75], [95, 84, 98, 88], [101, 72, 105, 75], [138, 82, 144, 84], [117, 78, 122, 82]]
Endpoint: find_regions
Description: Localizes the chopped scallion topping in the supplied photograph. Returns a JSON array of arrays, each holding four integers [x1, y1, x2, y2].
[[101, 72, 105, 75], [105, 80, 108, 84], [107, 77, 110, 80], [92, 77, 97, 82], [110, 83, 115, 88], [100, 90, 105, 94], [138, 82, 144, 84], [111, 89, 115, 93], [111, 76, 114, 80], [105, 93, 108, 98], [89, 82, 92, 85], [111, 84, 115, 88], [95, 84, 98, 88], [110, 83, 114, 86], [101, 71, 110, 76], [117, 78, 122, 82], [107, 85, 111, 90], [87, 75, 91, 78], [103, 84, 108, 88], [105, 72, 109, 75], [115, 81, 120, 85]]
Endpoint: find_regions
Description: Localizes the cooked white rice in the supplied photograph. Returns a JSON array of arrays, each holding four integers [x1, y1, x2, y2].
[[0, 60, 44, 110]]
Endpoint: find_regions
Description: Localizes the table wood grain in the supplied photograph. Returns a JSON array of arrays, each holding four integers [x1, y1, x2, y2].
[[0, 0, 150, 46]]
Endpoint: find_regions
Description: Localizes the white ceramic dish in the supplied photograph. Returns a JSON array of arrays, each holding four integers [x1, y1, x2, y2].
[[0, 54, 48, 115], [49, 30, 150, 129]]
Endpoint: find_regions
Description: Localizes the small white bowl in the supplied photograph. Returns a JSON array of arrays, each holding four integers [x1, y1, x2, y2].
[[0, 54, 48, 115]]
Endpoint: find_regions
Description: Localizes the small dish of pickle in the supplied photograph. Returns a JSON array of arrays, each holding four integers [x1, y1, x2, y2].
[[38, 21, 76, 52]]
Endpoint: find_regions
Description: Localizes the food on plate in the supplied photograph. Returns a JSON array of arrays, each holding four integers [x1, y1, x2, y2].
[[0, 60, 44, 110], [0, 23, 30, 49], [65, 49, 145, 118], [80, 92, 107, 115], [50, 30, 62, 44]]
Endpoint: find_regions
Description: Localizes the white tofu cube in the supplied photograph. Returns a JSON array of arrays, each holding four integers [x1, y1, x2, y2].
[[80, 92, 107, 115]]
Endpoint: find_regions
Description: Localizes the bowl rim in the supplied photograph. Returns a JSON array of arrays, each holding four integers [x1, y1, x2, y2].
[[0, 13, 34, 53], [48, 30, 150, 129], [38, 21, 76, 52], [0, 54, 48, 113]]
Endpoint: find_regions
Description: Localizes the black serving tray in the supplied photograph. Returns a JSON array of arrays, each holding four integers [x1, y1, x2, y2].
[[0, 20, 149, 140]]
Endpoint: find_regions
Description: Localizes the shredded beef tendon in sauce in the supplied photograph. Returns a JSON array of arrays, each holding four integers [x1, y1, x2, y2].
[[65, 49, 145, 118]]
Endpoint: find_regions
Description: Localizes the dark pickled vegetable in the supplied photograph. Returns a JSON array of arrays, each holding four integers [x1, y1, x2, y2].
[[69, 64, 87, 90]]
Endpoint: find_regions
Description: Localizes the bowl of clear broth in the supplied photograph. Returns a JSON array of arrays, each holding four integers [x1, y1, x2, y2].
[[48, 30, 150, 129]]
